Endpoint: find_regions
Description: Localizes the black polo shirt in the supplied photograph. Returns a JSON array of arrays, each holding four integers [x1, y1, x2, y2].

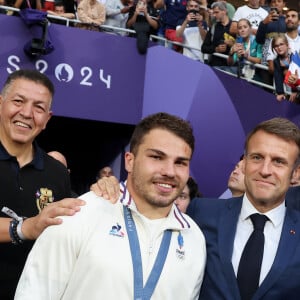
[[0, 141, 72, 299]]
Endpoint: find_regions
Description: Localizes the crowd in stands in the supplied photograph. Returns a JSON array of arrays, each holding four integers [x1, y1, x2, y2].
[[1, 0, 300, 100]]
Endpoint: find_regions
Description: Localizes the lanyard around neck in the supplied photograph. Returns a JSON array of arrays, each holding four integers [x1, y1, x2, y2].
[[123, 206, 172, 300]]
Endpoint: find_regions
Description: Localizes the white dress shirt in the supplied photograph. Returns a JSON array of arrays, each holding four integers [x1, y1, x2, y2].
[[232, 194, 286, 284]]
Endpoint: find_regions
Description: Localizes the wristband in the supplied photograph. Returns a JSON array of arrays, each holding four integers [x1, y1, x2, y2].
[[2, 206, 27, 245], [17, 217, 27, 240], [9, 219, 24, 245]]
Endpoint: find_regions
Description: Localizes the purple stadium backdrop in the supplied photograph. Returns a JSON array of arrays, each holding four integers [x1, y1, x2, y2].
[[1, 13, 300, 197]]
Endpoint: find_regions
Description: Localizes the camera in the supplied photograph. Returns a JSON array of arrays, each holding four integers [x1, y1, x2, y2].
[[270, 7, 279, 14], [270, 7, 279, 21]]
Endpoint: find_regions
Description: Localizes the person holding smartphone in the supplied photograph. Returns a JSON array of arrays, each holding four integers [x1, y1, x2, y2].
[[175, 0, 208, 61], [256, 0, 286, 65], [254, 0, 286, 86], [126, 0, 161, 54], [228, 18, 262, 80]]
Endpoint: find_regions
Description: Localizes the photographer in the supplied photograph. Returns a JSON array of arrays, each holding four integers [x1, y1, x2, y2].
[[126, 0, 160, 54], [176, 0, 208, 61]]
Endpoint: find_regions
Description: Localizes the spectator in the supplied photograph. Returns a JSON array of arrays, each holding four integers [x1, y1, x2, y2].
[[271, 33, 293, 101], [228, 18, 262, 80], [267, 9, 300, 74], [201, 1, 234, 69], [89, 165, 115, 191], [256, 0, 286, 65], [219, 157, 245, 199], [15, 112, 206, 299], [176, 0, 208, 62], [104, 0, 133, 36], [156, 0, 187, 52], [47, 1, 76, 25], [229, 0, 268, 37], [77, 0, 106, 31], [220, 0, 235, 21], [175, 176, 202, 213], [255, 0, 286, 86], [208, 0, 235, 22], [0, 69, 85, 299], [126, 0, 160, 54], [96, 165, 114, 179]]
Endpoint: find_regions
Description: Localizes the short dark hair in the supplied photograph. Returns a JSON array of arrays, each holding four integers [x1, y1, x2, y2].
[[130, 112, 195, 156], [187, 176, 202, 199], [54, 2, 65, 8], [286, 9, 300, 21], [1, 69, 55, 99], [245, 117, 300, 165]]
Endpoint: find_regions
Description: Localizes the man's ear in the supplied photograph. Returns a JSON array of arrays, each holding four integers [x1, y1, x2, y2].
[[42, 111, 52, 130], [124, 152, 134, 173], [291, 165, 300, 185]]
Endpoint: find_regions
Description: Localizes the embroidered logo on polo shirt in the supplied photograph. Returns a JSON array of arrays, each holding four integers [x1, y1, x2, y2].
[[176, 232, 185, 259], [36, 188, 54, 212], [109, 223, 125, 237]]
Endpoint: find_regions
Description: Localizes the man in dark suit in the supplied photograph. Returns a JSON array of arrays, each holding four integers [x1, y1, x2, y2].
[[188, 117, 300, 299]]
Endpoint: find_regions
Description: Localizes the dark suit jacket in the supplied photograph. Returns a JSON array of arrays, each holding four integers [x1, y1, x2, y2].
[[286, 186, 300, 211], [187, 197, 300, 300]]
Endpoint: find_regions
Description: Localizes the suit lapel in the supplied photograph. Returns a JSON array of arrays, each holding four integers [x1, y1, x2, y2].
[[219, 197, 243, 299], [254, 208, 300, 299]]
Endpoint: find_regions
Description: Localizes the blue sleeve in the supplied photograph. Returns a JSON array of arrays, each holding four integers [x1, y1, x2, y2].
[[256, 21, 267, 44]]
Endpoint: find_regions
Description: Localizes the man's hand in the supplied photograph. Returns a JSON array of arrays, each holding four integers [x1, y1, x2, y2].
[[91, 176, 120, 203], [276, 94, 286, 102], [22, 198, 85, 240]]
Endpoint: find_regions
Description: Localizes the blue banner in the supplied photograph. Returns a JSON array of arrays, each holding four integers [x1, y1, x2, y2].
[[0, 14, 145, 125]]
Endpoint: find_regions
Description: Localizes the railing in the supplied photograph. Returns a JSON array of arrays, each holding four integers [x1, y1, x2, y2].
[[0, 4, 276, 93]]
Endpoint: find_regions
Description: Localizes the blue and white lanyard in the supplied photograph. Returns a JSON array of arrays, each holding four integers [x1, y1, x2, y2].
[[123, 206, 172, 300]]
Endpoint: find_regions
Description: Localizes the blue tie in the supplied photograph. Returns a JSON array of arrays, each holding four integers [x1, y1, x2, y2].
[[237, 213, 269, 300]]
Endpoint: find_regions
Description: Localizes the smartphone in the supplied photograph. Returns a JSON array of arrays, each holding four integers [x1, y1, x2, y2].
[[189, 9, 199, 15], [270, 7, 279, 14], [236, 36, 243, 44]]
